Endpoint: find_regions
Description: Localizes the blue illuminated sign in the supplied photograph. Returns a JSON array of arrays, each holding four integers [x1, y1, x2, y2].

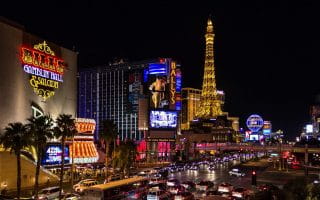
[[42, 144, 70, 165], [246, 114, 264, 132], [176, 69, 181, 92], [150, 110, 177, 129], [176, 101, 181, 111], [149, 63, 167, 75], [263, 129, 271, 135], [143, 69, 149, 82]]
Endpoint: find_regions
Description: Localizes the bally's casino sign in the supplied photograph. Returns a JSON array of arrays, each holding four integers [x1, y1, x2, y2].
[[20, 41, 64, 100]]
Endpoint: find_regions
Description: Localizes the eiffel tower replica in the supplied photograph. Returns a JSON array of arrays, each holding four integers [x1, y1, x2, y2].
[[196, 18, 223, 118], [189, 17, 240, 143]]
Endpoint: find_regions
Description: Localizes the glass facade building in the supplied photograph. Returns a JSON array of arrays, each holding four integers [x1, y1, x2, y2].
[[78, 58, 180, 141]]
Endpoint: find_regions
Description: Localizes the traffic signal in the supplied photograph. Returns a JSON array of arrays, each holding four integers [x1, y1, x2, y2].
[[252, 170, 257, 186]]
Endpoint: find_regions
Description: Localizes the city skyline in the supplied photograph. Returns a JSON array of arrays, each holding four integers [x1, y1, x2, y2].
[[1, 1, 319, 139]]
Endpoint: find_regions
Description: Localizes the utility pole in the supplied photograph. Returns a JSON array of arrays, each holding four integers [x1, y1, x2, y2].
[[278, 142, 282, 171]]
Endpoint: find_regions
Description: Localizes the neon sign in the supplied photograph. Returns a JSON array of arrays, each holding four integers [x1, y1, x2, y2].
[[41, 144, 69, 165], [176, 68, 181, 92], [20, 41, 65, 100], [170, 61, 176, 104]]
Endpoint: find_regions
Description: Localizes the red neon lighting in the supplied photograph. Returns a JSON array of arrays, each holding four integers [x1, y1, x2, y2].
[[75, 122, 96, 133], [159, 58, 165, 63], [20, 46, 65, 75]]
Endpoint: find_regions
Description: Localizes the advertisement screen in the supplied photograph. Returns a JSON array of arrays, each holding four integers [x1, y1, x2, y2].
[[150, 110, 177, 129], [263, 129, 271, 135], [147, 75, 170, 109], [306, 124, 313, 133], [42, 144, 70, 165]]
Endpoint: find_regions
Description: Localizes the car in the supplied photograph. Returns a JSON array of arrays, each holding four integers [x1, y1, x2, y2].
[[149, 183, 167, 191], [56, 193, 81, 200], [153, 173, 162, 178], [257, 184, 279, 192], [208, 165, 215, 171], [152, 167, 162, 174], [229, 168, 245, 177], [217, 183, 234, 195], [168, 185, 186, 194], [149, 177, 166, 185], [196, 181, 214, 191], [206, 190, 219, 196], [291, 161, 301, 169], [73, 179, 95, 187], [36, 186, 61, 200], [190, 165, 199, 170], [74, 180, 98, 193], [231, 187, 253, 199], [147, 188, 172, 200], [177, 165, 185, 171], [167, 179, 180, 187], [174, 191, 195, 200], [181, 181, 196, 190]]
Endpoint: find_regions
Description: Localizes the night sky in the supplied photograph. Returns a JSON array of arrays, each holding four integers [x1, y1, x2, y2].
[[1, 1, 319, 140]]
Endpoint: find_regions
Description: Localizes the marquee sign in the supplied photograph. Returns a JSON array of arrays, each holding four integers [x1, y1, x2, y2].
[[20, 41, 65, 100], [170, 61, 176, 104]]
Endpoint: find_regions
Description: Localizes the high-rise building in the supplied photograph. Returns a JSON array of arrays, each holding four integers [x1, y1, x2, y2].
[[196, 18, 223, 119], [181, 88, 225, 130], [78, 58, 181, 141], [181, 88, 201, 130]]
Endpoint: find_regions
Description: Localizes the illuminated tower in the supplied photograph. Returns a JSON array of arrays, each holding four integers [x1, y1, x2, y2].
[[197, 18, 223, 118]]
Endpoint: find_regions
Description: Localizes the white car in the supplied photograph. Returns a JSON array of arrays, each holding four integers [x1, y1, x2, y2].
[[147, 188, 171, 200], [167, 179, 179, 187], [218, 183, 234, 194], [229, 168, 245, 177], [232, 187, 253, 199], [73, 180, 98, 193], [36, 186, 61, 200]]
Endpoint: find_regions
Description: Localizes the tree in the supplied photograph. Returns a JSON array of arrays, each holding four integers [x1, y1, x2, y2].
[[27, 115, 54, 199], [0, 122, 31, 200], [54, 114, 76, 200], [99, 120, 118, 182], [112, 140, 137, 178]]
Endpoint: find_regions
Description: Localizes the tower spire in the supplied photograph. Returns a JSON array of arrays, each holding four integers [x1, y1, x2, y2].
[[196, 17, 222, 119]]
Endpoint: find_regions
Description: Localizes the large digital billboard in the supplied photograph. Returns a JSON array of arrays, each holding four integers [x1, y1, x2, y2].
[[148, 75, 169, 109], [42, 144, 70, 165], [149, 110, 177, 129]]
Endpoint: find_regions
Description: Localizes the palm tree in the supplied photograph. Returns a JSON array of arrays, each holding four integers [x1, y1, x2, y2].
[[99, 120, 118, 182], [54, 114, 76, 200], [0, 122, 31, 200], [112, 140, 137, 178], [27, 115, 54, 199]]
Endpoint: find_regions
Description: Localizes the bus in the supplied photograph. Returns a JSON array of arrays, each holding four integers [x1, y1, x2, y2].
[[82, 176, 149, 200]]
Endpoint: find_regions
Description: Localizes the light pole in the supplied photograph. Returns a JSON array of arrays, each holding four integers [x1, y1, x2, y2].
[[70, 135, 75, 187], [278, 141, 282, 171]]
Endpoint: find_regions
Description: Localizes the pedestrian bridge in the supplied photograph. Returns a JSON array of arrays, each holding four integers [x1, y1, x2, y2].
[[195, 143, 320, 153]]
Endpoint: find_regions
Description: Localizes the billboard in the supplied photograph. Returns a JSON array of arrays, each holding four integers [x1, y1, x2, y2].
[[246, 114, 264, 132], [148, 75, 169, 109], [306, 124, 313, 133], [42, 144, 70, 165], [263, 121, 272, 135], [149, 110, 177, 129], [148, 63, 167, 75]]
